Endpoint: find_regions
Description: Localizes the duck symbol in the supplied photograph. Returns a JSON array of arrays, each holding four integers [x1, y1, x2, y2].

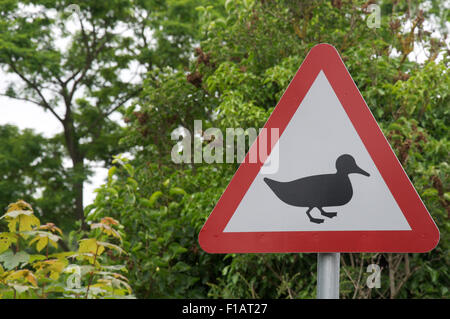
[[263, 154, 370, 224]]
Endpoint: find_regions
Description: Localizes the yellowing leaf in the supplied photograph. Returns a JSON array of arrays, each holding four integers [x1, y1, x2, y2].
[[6, 200, 32, 213], [76, 238, 105, 265], [0, 233, 17, 254], [90, 223, 122, 240], [37, 237, 48, 252], [18, 214, 40, 232], [49, 239, 58, 248], [1, 200, 40, 233], [5, 213, 40, 233], [33, 259, 67, 280], [78, 238, 96, 254], [78, 238, 104, 256], [28, 231, 60, 252], [25, 272, 38, 287], [6, 269, 37, 287], [29, 235, 47, 252], [3, 210, 33, 219], [100, 217, 119, 226], [39, 223, 63, 235]]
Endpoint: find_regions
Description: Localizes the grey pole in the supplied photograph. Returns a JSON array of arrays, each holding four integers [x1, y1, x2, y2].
[[317, 253, 340, 299]]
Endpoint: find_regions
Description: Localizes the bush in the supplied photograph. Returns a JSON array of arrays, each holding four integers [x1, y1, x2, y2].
[[0, 200, 134, 299]]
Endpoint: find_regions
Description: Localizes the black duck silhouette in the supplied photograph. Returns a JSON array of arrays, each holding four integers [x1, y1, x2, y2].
[[263, 154, 370, 224]]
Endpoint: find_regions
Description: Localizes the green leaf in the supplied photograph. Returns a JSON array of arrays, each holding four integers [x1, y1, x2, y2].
[[422, 188, 438, 197], [169, 187, 187, 196], [97, 241, 126, 255], [108, 166, 117, 181], [0, 233, 17, 254], [149, 191, 163, 207], [0, 251, 30, 270], [8, 283, 33, 294], [29, 254, 47, 263]]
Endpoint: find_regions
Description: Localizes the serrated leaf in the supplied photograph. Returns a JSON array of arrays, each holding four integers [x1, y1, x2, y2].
[[0, 251, 30, 270]]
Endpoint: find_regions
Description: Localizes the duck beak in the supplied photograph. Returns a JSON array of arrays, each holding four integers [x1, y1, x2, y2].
[[354, 165, 370, 177]]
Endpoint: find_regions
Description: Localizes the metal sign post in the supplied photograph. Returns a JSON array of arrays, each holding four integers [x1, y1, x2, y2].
[[317, 253, 340, 299]]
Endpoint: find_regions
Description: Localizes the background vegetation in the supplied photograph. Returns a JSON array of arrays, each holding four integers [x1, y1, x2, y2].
[[0, 0, 448, 298]]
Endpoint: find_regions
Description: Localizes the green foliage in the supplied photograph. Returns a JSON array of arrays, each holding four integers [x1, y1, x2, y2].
[[0, 125, 74, 228], [86, 155, 229, 298], [100, 0, 449, 299], [1, 0, 448, 299], [0, 200, 133, 299], [0, 0, 223, 227]]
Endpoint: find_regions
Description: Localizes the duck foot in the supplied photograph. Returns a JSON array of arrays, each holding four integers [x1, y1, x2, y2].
[[309, 217, 325, 224], [306, 208, 325, 224], [319, 209, 337, 219]]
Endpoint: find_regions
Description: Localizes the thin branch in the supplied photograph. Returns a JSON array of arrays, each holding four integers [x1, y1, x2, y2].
[[85, 88, 142, 139], [387, 254, 396, 298], [0, 93, 41, 107], [352, 254, 365, 299], [7, 58, 64, 123]]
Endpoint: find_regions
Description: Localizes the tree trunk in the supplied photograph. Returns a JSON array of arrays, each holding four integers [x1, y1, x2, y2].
[[73, 158, 87, 230], [63, 115, 88, 230]]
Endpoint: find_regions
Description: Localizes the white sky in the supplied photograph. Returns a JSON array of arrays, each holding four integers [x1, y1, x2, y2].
[[0, 8, 448, 207]]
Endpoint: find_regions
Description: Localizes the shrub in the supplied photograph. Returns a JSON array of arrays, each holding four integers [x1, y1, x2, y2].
[[0, 200, 134, 299]]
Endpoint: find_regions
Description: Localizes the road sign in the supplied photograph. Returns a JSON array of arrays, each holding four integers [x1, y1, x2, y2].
[[198, 44, 440, 253]]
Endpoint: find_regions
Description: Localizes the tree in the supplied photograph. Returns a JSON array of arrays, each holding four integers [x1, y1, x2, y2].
[[94, 0, 448, 298], [0, 124, 76, 229], [0, 0, 138, 227], [0, 0, 222, 228]]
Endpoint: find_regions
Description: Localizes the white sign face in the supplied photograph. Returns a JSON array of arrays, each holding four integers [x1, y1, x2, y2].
[[224, 71, 411, 232]]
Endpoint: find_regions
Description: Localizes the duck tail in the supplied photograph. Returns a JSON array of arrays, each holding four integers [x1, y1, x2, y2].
[[263, 177, 286, 200], [263, 177, 277, 190]]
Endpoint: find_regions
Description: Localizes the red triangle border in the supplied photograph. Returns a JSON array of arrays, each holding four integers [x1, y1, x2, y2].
[[198, 44, 440, 253]]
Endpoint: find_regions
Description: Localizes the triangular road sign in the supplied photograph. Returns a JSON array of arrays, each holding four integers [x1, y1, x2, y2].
[[198, 44, 439, 253]]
